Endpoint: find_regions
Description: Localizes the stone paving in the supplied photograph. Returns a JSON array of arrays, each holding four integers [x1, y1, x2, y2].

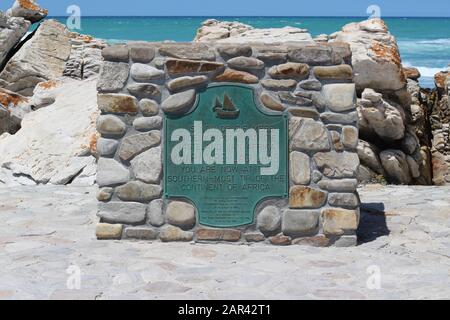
[[0, 185, 449, 300]]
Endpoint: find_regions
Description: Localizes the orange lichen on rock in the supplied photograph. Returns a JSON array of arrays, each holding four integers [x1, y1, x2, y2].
[[36, 79, 61, 90], [0, 89, 29, 108], [89, 132, 100, 154], [370, 41, 402, 67], [18, 0, 48, 14]]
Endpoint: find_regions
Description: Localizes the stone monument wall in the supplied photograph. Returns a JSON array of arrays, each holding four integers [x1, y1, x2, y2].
[[95, 41, 361, 247]]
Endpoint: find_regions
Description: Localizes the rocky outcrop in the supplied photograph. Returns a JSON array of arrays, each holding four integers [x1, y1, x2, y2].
[[6, 0, 48, 23], [0, 11, 30, 68], [195, 19, 313, 43], [0, 88, 30, 134], [0, 19, 71, 96], [64, 33, 107, 80], [331, 19, 406, 94], [0, 78, 99, 185]]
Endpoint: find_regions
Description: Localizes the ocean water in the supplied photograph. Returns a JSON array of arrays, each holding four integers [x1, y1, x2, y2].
[[46, 16, 450, 88]]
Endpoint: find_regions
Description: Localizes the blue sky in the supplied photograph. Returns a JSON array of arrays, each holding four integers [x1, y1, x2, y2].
[[1, 0, 449, 17]]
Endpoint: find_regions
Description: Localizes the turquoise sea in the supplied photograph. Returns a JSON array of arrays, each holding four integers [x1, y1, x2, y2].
[[47, 16, 450, 87]]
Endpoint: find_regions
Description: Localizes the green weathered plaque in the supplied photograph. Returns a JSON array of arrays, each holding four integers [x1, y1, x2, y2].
[[164, 84, 288, 228]]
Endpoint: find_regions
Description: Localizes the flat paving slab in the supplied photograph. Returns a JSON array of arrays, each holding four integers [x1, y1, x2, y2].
[[0, 185, 449, 300]]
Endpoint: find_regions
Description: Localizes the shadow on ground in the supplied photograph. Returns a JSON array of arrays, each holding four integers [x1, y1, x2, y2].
[[357, 202, 390, 244]]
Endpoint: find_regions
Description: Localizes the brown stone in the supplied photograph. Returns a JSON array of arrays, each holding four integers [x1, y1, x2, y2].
[[158, 44, 216, 61], [97, 94, 138, 114], [322, 208, 359, 235], [244, 232, 265, 242], [288, 108, 320, 119], [261, 79, 297, 91], [313, 65, 353, 80], [289, 186, 327, 209], [214, 69, 259, 84], [403, 67, 421, 81], [341, 126, 358, 149], [196, 229, 242, 242], [331, 130, 344, 152], [260, 92, 285, 111], [96, 223, 123, 240], [269, 234, 292, 246], [166, 58, 224, 75], [268, 62, 310, 79], [292, 235, 330, 247]]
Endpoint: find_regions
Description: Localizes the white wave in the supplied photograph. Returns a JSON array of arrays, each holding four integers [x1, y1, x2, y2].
[[417, 38, 450, 45]]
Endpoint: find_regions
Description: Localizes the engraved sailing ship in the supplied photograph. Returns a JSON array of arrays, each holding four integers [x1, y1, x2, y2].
[[213, 94, 240, 119]]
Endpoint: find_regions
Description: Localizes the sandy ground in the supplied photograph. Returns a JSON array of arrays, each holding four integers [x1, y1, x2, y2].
[[0, 184, 449, 300]]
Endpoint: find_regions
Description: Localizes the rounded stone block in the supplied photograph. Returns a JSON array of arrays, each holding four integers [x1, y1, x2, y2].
[[268, 62, 309, 80], [118, 131, 161, 162], [322, 208, 359, 236], [96, 223, 123, 240], [161, 89, 196, 115], [290, 151, 311, 185], [98, 202, 147, 225], [289, 117, 330, 152], [130, 45, 155, 63], [148, 199, 165, 227], [166, 201, 196, 230], [318, 179, 358, 192], [102, 45, 129, 62], [260, 92, 285, 112], [130, 146, 162, 184], [97, 187, 114, 202], [159, 225, 194, 242], [196, 229, 242, 242], [96, 138, 119, 157], [269, 234, 292, 246], [299, 79, 322, 91], [227, 56, 265, 71], [342, 126, 358, 149], [124, 226, 159, 240], [289, 186, 327, 209], [214, 69, 259, 84], [130, 63, 165, 82], [282, 210, 320, 237], [133, 116, 163, 131], [97, 93, 138, 114], [139, 99, 159, 116], [313, 151, 360, 179], [97, 115, 126, 137], [261, 79, 297, 91], [116, 181, 162, 202], [313, 65, 353, 80], [167, 76, 208, 92], [328, 193, 360, 208], [97, 62, 129, 93], [257, 206, 281, 234], [217, 45, 253, 59], [165, 58, 224, 75], [320, 84, 356, 112], [127, 83, 161, 99]]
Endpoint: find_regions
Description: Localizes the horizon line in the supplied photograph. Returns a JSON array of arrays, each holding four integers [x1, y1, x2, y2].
[[47, 15, 450, 18]]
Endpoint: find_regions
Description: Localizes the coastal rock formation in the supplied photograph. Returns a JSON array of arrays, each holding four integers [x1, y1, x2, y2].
[[0, 11, 30, 68], [0, 88, 30, 134], [6, 0, 48, 23], [331, 19, 406, 93], [195, 19, 313, 43], [0, 19, 71, 96], [0, 78, 99, 185]]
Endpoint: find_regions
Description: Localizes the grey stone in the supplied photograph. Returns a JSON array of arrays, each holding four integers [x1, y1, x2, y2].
[[313, 151, 360, 179], [299, 79, 322, 91], [357, 140, 383, 174], [312, 170, 323, 183], [159, 225, 194, 242], [320, 84, 356, 112], [227, 56, 264, 71], [97, 115, 126, 137], [102, 45, 129, 62], [257, 206, 281, 234], [289, 117, 330, 152], [290, 152, 311, 185], [380, 149, 412, 184], [133, 116, 163, 131], [97, 62, 129, 93], [124, 226, 159, 240], [139, 99, 159, 116], [148, 199, 165, 227], [320, 112, 358, 125], [282, 210, 320, 237], [333, 235, 357, 247], [50, 156, 95, 185], [217, 45, 252, 59], [96, 138, 119, 157], [118, 131, 161, 161], [97, 187, 114, 202], [127, 83, 161, 99], [288, 45, 340, 65], [161, 89, 196, 115], [130, 45, 155, 63], [318, 179, 358, 192], [256, 52, 287, 64], [328, 193, 360, 208], [167, 76, 208, 92], [261, 79, 297, 91], [97, 93, 138, 114], [130, 63, 165, 82], [158, 44, 216, 61], [288, 107, 320, 120], [278, 92, 312, 106], [244, 232, 265, 242], [98, 202, 146, 225], [341, 126, 358, 150], [96, 158, 130, 187], [116, 181, 162, 202], [131, 147, 162, 184], [166, 201, 196, 229]]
